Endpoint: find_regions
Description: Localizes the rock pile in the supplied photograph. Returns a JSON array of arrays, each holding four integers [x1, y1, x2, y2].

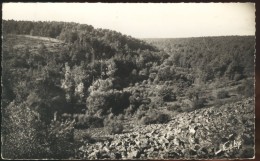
[[77, 98, 254, 159]]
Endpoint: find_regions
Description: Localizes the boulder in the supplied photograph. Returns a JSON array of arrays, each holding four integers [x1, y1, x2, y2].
[[128, 149, 141, 159]]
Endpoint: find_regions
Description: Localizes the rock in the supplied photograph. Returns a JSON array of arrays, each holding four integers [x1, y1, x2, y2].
[[167, 151, 180, 158], [88, 151, 101, 159], [128, 149, 141, 159], [162, 142, 169, 149], [194, 144, 200, 150], [242, 134, 254, 145], [130, 134, 138, 139], [100, 153, 110, 159], [173, 138, 181, 146], [111, 152, 122, 159], [148, 151, 159, 158], [147, 147, 155, 152], [121, 151, 127, 159], [189, 127, 196, 135], [140, 153, 147, 159], [189, 149, 197, 156], [198, 147, 208, 155], [166, 130, 174, 138], [103, 146, 110, 152], [189, 136, 199, 144]]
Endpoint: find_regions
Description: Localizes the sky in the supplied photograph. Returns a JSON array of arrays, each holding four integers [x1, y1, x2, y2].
[[2, 3, 255, 38]]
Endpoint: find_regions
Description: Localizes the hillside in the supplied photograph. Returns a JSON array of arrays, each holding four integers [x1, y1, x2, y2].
[[77, 98, 254, 159], [1, 20, 255, 159], [144, 36, 255, 82]]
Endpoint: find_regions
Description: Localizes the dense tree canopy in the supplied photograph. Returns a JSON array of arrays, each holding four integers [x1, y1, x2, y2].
[[2, 20, 255, 159]]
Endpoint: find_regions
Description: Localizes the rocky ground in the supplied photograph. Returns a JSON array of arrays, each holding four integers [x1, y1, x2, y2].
[[76, 98, 254, 159]]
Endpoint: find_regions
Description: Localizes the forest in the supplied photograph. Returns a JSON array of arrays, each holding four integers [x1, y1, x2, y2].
[[2, 20, 255, 159]]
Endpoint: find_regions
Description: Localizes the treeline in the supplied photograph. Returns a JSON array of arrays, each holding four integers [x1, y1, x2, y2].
[[3, 20, 158, 58], [145, 36, 255, 82]]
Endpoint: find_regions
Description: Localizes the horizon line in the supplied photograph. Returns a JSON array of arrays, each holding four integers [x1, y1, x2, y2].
[[3, 19, 255, 39]]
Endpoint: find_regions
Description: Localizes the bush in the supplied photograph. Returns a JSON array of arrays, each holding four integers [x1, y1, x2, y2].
[[2, 102, 76, 159], [139, 111, 171, 125], [237, 79, 254, 97], [158, 86, 176, 102], [117, 114, 124, 121], [81, 133, 96, 143], [74, 115, 103, 129], [136, 110, 146, 120], [192, 98, 206, 109], [217, 90, 229, 99], [167, 104, 181, 112], [140, 116, 153, 125], [2, 102, 47, 159], [156, 113, 171, 124], [87, 90, 130, 116], [106, 122, 124, 135], [46, 120, 76, 159]]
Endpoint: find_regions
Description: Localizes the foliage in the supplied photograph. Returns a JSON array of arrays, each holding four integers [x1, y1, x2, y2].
[[2, 20, 255, 159], [217, 90, 229, 99], [2, 102, 75, 159], [237, 79, 254, 98], [74, 115, 104, 129], [3, 20, 157, 57], [192, 98, 206, 109], [46, 120, 76, 159], [87, 87, 131, 116], [139, 111, 171, 125], [167, 104, 182, 112], [2, 102, 46, 159], [146, 36, 254, 82], [104, 116, 124, 134], [158, 86, 176, 102], [106, 122, 124, 135]]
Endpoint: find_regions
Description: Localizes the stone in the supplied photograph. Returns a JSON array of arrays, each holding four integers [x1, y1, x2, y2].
[[103, 146, 110, 153], [112, 152, 122, 159], [173, 138, 181, 146], [128, 149, 141, 159]]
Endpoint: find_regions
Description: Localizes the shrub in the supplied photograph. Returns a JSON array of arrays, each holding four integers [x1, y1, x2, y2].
[[217, 90, 229, 99], [192, 98, 206, 109], [2, 102, 76, 159], [234, 73, 243, 81], [136, 110, 146, 120], [74, 115, 103, 129], [139, 116, 153, 125], [237, 79, 254, 97], [139, 111, 171, 125], [46, 120, 76, 159], [2, 102, 47, 159], [87, 90, 130, 116], [81, 133, 96, 143], [106, 122, 124, 135], [116, 114, 124, 121], [181, 105, 193, 113], [85, 116, 104, 128], [167, 104, 181, 112], [156, 113, 171, 124], [158, 86, 176, 102]]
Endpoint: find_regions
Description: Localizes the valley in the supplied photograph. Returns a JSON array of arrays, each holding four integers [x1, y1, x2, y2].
[[1, 20, 255, 159]]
